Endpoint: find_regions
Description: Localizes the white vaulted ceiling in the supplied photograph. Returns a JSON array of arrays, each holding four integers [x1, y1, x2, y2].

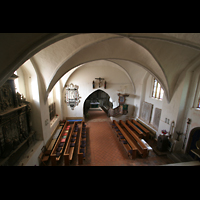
[[45, 36, 168, 101], [1, 33, 200, 103], [32, 33, 120, 90]]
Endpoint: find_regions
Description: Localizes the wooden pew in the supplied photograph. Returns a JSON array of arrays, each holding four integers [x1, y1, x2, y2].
[[113, 120, 137, 159], [63, 122, 78, 166], [126, 120, 145, 138], [77, 121, 87, 165], [131, 119, 150, 139], [119, 120, 148, 158], [50, 121, 69, 166], [38, 146, 49, 166], [45, 124, 63, 155]]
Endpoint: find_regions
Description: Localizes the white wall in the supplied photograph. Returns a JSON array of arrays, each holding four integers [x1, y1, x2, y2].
[[15, 67, 26, 98], [182, 67, 200, 152], [138, 72, 186, 141], [18, 60, 58, 144], [158, 79, 185, 139], [142, 75, 163, 125], [14, 60, 64, 165], [48, 80, 62, 134], [20, 60, 44, 141], [112, 60, 148, 118]]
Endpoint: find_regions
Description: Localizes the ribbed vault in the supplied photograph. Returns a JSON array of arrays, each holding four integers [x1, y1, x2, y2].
[[1, 33, 200, 104]]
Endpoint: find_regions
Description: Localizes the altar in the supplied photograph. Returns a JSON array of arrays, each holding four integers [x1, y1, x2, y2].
[[90, 102, 100, 108]]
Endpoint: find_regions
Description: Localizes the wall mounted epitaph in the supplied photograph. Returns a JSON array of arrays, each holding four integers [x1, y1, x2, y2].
[[65, 83, 81, 110], [153, 108, 162, 130], [140, 101, 153, 124], [0, 74, 34, 165]]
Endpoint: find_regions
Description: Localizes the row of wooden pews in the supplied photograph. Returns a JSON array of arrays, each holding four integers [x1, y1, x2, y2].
[[112, 120, 150, 159], [77, 121, 87, 165], [63, 122, 79, 166], [47, 124, 63, 155], [39, 121, 66, 166], [126, 119, 150, 139], [113, 120, 137, 159], [50, 121, 70, 166], [49, 121, 88, 166]]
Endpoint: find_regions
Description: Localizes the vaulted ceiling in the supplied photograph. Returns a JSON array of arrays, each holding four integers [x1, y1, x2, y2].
[[1, 33, 200, 103]]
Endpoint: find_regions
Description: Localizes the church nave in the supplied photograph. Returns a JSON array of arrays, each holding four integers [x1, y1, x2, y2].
[[44, 109, 175, 166]]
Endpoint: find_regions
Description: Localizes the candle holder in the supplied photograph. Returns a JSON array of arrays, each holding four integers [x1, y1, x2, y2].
[[176, 131, 183, 141]]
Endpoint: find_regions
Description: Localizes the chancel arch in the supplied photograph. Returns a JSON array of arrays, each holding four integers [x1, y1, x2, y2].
[[83, 89, 111, 117], [62, 60, 136, 120]]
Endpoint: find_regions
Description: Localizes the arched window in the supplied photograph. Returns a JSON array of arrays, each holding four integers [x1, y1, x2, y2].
[[152, 78, 164, 100]]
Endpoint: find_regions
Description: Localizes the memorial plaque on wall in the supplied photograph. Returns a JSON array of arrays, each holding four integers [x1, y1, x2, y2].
[[140, 101, 153, 124], [153, 108, 162, 130]]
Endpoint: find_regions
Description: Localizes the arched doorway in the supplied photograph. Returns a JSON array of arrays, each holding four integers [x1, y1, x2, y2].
[[83, 89, 112, 119], [186, 127, 200, 160]]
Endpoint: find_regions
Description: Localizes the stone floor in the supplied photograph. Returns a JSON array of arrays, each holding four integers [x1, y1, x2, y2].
[[45, 109, 176, 166]]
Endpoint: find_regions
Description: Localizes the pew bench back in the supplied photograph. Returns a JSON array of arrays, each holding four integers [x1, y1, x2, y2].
[[77, 121, 87, 165], [132, 119, 150, 139], [126, 120, 145, 138], [120, 120, 148, 158], [113, 120, 137, 159], [50, 121, 69, 165], [63, 121, 77, 166]]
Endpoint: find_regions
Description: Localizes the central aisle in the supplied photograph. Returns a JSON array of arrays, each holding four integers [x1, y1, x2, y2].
[[83, 109, 128, 165], [86, 120, 128, 165]]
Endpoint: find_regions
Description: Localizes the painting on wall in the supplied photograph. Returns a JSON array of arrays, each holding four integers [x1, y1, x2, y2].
[[65, 83, 81, 110]]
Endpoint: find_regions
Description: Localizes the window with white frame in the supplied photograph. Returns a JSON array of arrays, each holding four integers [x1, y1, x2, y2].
[[152, 78, 164, 100]]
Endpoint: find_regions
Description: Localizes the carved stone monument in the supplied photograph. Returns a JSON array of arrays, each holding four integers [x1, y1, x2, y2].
[[153, 108, 162, 130], [0, 74, 34, 165], [65, 83, 81, 110], [140, 101, 153, 124]]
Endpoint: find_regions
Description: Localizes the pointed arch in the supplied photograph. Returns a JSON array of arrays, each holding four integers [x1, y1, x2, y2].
[[83, 89, 111, 116]]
